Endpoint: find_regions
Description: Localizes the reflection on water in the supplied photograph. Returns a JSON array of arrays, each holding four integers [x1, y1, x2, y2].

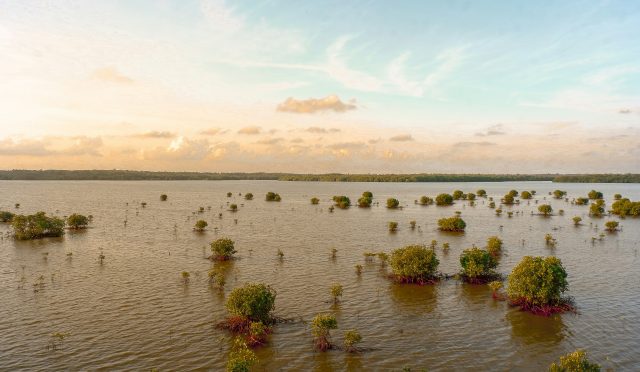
[[0, 180, 639, 370], [508, 309, 567, 346], [389, 282, 438, 314]]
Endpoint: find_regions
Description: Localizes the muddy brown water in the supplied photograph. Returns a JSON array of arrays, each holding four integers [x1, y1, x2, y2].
[[0, 181, 639, 371]]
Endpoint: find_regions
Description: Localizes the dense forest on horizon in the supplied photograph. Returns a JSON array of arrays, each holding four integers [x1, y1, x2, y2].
[[1, 170, 640, 183]]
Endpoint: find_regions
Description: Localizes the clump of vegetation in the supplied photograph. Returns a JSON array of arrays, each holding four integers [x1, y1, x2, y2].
[[409, 220, 416, 229], [436, 193, 454, 206], [437, 216, 466, 232], [210, 238, 237, 260], [244, 193, 253, 200], [194, 220, 208, 231], [358, 191, 373, 208], [538, 204, 553, 216], [502, 193, 515, 205], [604, 221, 619, 232], [355, 264, 363, 275], [333, 195, 351, 209], [545, 233, 557, 247], [507, 256, 573, 315], [389, 245, 440, 284], [66, 213, 89, 229], [573, 216, 582, 226], [388, 221, 398, 232], [265, 192, 281, 202], [488, 281, 504, 299], [467, 193, 476, 201], [575, 197, 589, 205], [553, 190, 567, 199], [229, 204, 238, 211], [610, 198, 640, 217], [588, 190, 603, 200], [310, 197, 320, 205], [181, 271, 190, 284], [311, 313, 338, 351], [589, 200, 605, 217], [0, 210, 15, 222], [343, 329, 362, 353], [330, 283, 343, 304], [208, 267, 226, 289], [486, 236, 503, 257], [219, 283, 277, 335], [419, 196, 433, 205], [476, 189, 487, 197], [521, 191, 532, 199], [614, 193, 622, 200], [459, 247, 499, 283], [12, 212, 65, 240], [160, 194, 168, 201], [549, 349, 601, 372], [277, 249, 284, 260], [452, 190, 465, 200], [226, 337, 258, 372], [386, 198, 400, 209]]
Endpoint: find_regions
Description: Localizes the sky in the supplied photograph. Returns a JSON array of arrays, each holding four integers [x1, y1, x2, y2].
[[1, 0, 639, 173]]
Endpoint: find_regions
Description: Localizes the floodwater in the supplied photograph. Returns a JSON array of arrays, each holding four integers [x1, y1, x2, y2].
[[0, 181, 639, 371]]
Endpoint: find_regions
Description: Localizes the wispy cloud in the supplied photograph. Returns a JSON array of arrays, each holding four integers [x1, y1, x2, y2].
[[475, 124, 506, 137], [91, 66, 134, 84], [389, 134, 414, 142], [237, 126, 261, 135], [134, 131, 176, 139]]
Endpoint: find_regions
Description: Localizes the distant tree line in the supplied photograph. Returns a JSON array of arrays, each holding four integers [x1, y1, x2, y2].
[[1, 170, 639, 183]]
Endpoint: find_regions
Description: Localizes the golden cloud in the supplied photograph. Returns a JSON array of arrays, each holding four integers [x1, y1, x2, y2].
[[91, 66, 134, 84], [277, 95, 357, 114]]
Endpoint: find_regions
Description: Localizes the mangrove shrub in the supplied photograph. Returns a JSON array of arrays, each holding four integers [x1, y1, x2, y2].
[[389, 245, 439, 283], [459, 247, 498, 283], [226, 283, 276, 323], [437, 216, 466, 232], [12, 212, 65, 240], [66, 214, 89, 229], [436, 193, 454, 206], [211, 238, 237, 260]]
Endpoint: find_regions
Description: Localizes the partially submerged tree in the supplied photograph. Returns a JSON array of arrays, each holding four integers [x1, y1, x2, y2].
[[330, 283, 343, 304], [549, 349, 600, 372], [386, 198, 400, 209], [538, 204, 553, 216], [389, 245, 440, 284], [588, 190, 603, 200], [476, 189, 487, 197], [229, 204, 238, 211], [521, 191, 532, 199], [486, 236, 503, 257], [343, 329, 362, 353], [0, 210, 15, 222], [572, 216, 582, 226], [419, 196, 434, 205], [265, 192, 281, 202], [437, 216, 466, 232], [221, 283, 277, 334], [358, 192, 373, 208], [610, 198, 640, 217], [589, 200, 605, 217], [436, 193, 454, 206], [160, 194, 168, 201], [604, 221, 619, 232], [502, 194, 515, 205], [226, 337, 258, 372], [388, 221, 398, 232], [311, 313, 338, 351], [210, 238, 237, 260], [66, 214, 89, 229], [194, 220, 208, 231], [452, 190, 465, 200], [310, 197, 320, 205], [12, 212, 65, 240], [553, 190, 567, 199], [333, 195, 351, 209], [506, 256, 572, 315], [459, 247, 499, 283], [244, 193, 254, 200]]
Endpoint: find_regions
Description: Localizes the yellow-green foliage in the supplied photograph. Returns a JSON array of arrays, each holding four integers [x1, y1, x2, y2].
[[310, 197, 319, 205], [538, 204, 553, 216], [486, 236, 503, 256], [0, 210, 15, 222], [521, 191, 532, 199], [437, 216, 466, 231], [210, 238, 237, 260], [194, 220, 208, 231], [436, 193, 454, 206], [419, 196, 434, 205], [343, 329, 362, 352], [388, 221, 398, 232], [610, 198, 640, 217], [589, 200, 605, 217], [389, 245, 439, 280], [459, 247, 497, 279], [549, 349, 600, 372], [311, 313, 337, 337], [12, 212, 65, 240], [386, 198, 400, 209], [226, 338, 257, 372], [226, 283, 276, 323], [507, 256, 568, 306], [604, 221, 619, 231], [265, 192, 281, 202], [330, 283, 343, 302]]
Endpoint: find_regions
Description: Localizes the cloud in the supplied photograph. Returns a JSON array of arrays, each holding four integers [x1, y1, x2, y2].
[[475, 124, 506, 137], [389, 134, 414, 142], [452, 141, 496, 148], [305, 126, 341, 134], [134, 131, 176, 139], [368, 138, 382, 144], [0, 138, 54, 156], [326, 142, 366, 150], [277, 95, 357, 114], [91, 66, 134, 84], [290, 138, 304, 143], [255, 137, 283, 145], [619, 109, 631, 114], [237, 126, 261, 135], [200, 128, 227, 136]]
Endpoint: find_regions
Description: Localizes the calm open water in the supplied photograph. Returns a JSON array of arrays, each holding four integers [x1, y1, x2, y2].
[[0, 181, 639, 371]]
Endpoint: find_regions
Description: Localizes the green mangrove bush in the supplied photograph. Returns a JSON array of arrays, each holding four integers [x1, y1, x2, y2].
[[210, 238, 237, 260], [437, 216, 466, 232], [459, 247, 498, 283], [389, 245, 439, 284], [436, 193, 454, 206], [12, 212, 65, 240]]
